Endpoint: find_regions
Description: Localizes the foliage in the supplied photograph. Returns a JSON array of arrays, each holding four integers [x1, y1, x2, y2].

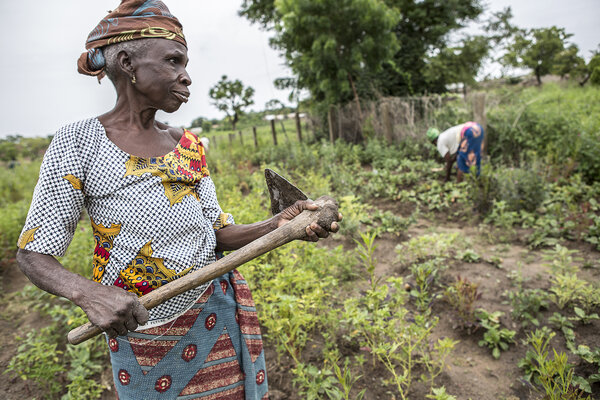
[[4, 326, 65, 399], [505, 288, 549, 327], [444, 276, 481, 333], [271, 0, 399, 106], [208, 75, 255, 130], [475, 309, 515, 359], [518, 329, 591, 399], [395, 233, 460, 264], [504, 26, 575, 85]]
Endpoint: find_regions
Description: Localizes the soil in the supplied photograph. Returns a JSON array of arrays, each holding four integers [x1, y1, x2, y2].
[[1, 203, 599, 399]]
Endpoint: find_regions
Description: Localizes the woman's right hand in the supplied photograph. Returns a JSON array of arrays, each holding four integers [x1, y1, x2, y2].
[[75, 283, 149, 338]]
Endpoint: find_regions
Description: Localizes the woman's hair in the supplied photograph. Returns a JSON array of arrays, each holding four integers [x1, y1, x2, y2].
[[103, 38, 154, 84]]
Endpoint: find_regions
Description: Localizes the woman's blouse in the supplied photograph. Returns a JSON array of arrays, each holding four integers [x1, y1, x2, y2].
[[17, 118, 233, 328]]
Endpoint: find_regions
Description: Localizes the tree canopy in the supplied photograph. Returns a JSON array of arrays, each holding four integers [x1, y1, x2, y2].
[[208, 75, 255, 130]]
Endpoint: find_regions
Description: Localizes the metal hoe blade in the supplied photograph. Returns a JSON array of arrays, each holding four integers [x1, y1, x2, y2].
[[264, 168, 309, 215]]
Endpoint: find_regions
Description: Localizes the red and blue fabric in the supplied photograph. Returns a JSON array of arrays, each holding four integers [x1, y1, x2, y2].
[[457, 122, 484, 175]]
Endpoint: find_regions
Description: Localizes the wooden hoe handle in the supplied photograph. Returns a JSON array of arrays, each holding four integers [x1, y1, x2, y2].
[[67, 196, 339, 345]]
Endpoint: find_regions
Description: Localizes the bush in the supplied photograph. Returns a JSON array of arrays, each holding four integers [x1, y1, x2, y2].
[[495, 167, 546, 212]]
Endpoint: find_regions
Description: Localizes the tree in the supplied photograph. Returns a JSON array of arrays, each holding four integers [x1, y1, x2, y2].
[[271, 0, 399, 114], [423, 35, 490, 95], [240, 0, 485, 98], [552, 45, 585, 80], [208, 75, 255, 130], [504, 26, 573, 85]]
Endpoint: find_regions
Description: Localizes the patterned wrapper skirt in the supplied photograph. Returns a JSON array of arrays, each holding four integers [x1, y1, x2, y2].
[[457, 122, 484, 174], [107, 271, 269, 400]]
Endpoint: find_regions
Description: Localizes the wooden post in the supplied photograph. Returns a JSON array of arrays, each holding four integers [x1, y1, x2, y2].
[[337, 105, 343, 142], [212, 136, 217, 149], [295, 112, 303, 143], [382, 101, 393, 143], [328, 106, 335, 143], [270, 119, 278, 146], [252, 127, 258, 148], [228, 133, 234, 146], [472, 92, 487, 155], [238, 130, 244, 146]]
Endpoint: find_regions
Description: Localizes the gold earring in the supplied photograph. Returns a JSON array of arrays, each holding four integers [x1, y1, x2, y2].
[[131, 74, 136, 84]]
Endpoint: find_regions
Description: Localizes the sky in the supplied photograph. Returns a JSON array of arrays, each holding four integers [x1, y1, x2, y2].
[[0, 0, 598, 138]]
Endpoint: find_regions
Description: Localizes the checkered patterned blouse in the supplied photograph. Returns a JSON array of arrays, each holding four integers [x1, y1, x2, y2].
[[18, 118, 234, 328]]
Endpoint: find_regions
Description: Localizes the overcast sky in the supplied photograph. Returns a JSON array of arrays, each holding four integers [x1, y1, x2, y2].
[[0, 0, 598, 138]]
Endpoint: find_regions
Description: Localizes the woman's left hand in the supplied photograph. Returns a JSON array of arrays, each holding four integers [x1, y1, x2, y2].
[[277, 200, 342, 242]]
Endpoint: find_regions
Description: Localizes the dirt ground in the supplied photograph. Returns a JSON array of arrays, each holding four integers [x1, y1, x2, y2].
[[1, 200, 599, 399]]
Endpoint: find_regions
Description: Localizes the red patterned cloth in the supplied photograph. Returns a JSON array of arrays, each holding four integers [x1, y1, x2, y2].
[[108, 272, 269, 399]]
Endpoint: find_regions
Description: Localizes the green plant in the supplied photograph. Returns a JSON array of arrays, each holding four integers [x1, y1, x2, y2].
[[444, 276, 481, 333], [459, 248, 481, 263], [573, 345, 600, 391], [505, 288, 549, 327], [476, 309, 516, 359], [324, 351, 366, 400], [4, 326, 66, 399], [355, 231, 379, 292], [549, 273, 588, 309], [569, 306, 599, 325], [409, 259, 442, 313], [542, 244, 582, 275], [519, 328, 591, 399], [426, 387, 458, 400], [549, 312, 576, 351], [396, 233, 460, 264]]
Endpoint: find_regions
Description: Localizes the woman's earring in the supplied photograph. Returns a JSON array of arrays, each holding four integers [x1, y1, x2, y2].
[[131, 74, 136, 84]]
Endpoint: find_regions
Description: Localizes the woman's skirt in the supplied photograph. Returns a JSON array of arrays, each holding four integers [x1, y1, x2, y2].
[[107, 271, 269, 400], [457, 122, 485, 174]]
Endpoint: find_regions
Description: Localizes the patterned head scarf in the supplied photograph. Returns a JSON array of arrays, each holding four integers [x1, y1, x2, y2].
[[77, 0, 187, 81]]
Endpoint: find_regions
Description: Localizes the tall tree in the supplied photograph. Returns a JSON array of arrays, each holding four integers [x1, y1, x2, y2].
[[270, 0, 399, 110], [503, 26, 573, 85], [376, 0, 484, 96], [423, 35, 490, 95], [208, 75, 255, 130]]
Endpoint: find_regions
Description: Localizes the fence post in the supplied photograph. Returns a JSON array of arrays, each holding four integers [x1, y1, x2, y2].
[[228, 133, 234, 146], [382, 101, 394, 143], [295, 112, 303, 143], [238, 130, 244, 146], [212, 136, 217, 149], [328, 106, 336, 143], [252, 127, 258, 148], [270, 119, 278, 146], [472, 92, 487, 155]]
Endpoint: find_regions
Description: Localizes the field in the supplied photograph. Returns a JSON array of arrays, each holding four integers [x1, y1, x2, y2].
[[1, 83, 599, 399]]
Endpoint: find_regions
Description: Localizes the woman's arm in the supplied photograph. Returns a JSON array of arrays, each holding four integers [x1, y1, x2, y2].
[[215, 200, 340, 252], [16, 249, 148, 338]]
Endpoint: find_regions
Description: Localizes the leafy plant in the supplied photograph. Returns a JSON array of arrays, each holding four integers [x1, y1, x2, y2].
[[518, 328, 591, 399], [569, 306, 599, 325], [476, 309, 516, 359], [444, 276, 481, 333], [4, 327, 66, 399], [549, 312, 576, 351], [505, 288, 549, 327], [355, 231, 379, 292]]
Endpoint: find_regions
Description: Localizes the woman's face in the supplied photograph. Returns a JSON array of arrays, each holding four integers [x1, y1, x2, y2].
[[131, 39, 192, 113]]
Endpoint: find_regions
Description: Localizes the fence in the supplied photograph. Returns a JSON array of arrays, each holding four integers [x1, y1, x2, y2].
[[319, 93, 487, 144]]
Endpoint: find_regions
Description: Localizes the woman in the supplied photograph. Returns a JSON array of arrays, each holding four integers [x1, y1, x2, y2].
[[427, 121, 485, 183], [16, 1, 340, 399]]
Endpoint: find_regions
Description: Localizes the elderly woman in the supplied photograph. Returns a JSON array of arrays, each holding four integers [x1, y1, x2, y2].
[[427, 121, 485, 183], [15, 1, 339, 399]]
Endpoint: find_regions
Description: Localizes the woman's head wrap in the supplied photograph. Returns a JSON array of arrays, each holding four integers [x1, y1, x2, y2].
[[426, 127, 440, 141], [77, 0, 187, 81]]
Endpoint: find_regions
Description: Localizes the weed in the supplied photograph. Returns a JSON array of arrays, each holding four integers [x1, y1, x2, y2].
[[549, 312, 576, 351], [476, 309, 516, 359], [549, 273, 588, 309], [505, 288, 549, 327], [426, 387, 458, 400], [569, 307, 599, 325], [542, 244, 582, 275], [4, 326, 65, 399], [519, 328, 591, 399], [355, 231, 379, 292], [444, 276, 481, 333]]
